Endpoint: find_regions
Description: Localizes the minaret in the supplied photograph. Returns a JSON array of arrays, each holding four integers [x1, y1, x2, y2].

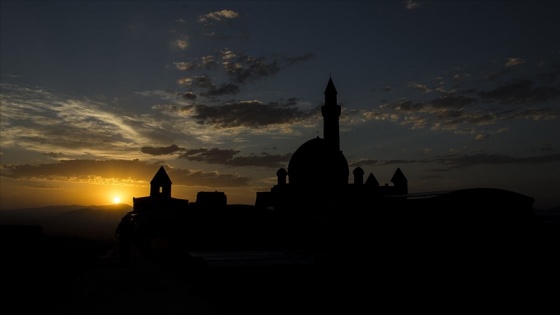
[[321, 76, 341, 151]]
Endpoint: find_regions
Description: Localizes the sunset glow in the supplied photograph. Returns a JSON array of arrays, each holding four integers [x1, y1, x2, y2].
[[113, 196, 121, 204]]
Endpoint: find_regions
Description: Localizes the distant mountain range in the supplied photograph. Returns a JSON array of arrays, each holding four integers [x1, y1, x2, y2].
[[0, 204, 132, 241]]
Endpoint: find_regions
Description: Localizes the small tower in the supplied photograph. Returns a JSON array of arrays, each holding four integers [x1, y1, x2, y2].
[[391, 168, 408, 195], [150, 166, 172, 198], [321, 76, 341, 152], [353, 167, 364, 185], [276, 168, 288, 186]]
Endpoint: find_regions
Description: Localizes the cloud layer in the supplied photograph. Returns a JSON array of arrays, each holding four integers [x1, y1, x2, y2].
[[1, 159, 250, 187]]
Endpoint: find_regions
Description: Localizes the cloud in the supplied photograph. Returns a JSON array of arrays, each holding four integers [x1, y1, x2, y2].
[[180, 148, 238, 163], [285, 53, 316, 65], [223, 55, 281, 84], [179, 148, 291, 168], [198, 9, 240, 24], [177, 78, 193, 87], [221, 51, 315, 84], [404, 0, 421, 10], [349, 158, 419, 168], [432, 153, 560, 169], [349, 152, 560, 170], [478, 79, 560, 104], [382, 95, 477, 112], [182, 92, 197, 100], [186, 99, 317, 128], [174, 62, 194, 71], [201, 83, 240, 96], [172, 38, 189, 50], [201, 55, 218, 69], [507, 108, 560, 121], [505, 57, 525, 67], [1, 159, 250, 187], [141, 144, 185, 156], [373, 68, 560, 135], [172, 51, 315, 97], [0, 84, 144, 157], [408, 82, 432, 94], [43, 152, 64, 157]]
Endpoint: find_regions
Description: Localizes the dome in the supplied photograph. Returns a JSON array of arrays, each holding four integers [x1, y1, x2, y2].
[[287, 137, 349, 186]]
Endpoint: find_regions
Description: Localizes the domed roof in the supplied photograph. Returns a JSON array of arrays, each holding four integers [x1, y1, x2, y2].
[[287, 137, 349, 186]]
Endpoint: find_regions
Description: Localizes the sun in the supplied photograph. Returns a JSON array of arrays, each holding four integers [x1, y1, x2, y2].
[[113, 196, 121, 204]]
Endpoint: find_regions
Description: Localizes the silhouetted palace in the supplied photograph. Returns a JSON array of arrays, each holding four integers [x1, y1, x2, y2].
[[255, 77, 407, 212], [122, 77, 540, 255], [114, 78, 558, 315]]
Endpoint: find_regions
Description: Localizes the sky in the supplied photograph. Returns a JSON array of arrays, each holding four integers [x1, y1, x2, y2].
[[1, 1, 560, 210]]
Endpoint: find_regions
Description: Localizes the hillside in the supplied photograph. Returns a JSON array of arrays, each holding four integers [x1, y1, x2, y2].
[[1, 204, 132, 241]]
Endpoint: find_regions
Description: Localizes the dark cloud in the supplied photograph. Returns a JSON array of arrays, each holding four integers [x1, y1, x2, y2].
[[179, 148, 291, 168], [187, 100, 316, 128], [43, 152, 64, 157], [171, 169, 249, 187], [221, 52, 315, 84], [432, 153, 560, 169], [225, 152, 292, 168], [201, 55, 218, 69], [507, 108, 560, 121], [404, 0, 421, 10], [141, 144, 185, 156], [180, 148, 239, 163], [173, 51, 315, 96], [284, 53, 316, 65], [202, 83, 240, 96], [1, 159, 250, 187], [483, 68, 511, 81], [224, 54, 281, 84], [384, 95, 476, 112], [408, 82, 432, 94], [191, 75, 215, 89], [349, 158, 423, 168], [429, 95, 477, 109], [350, 152, 560, 170], [182, 92, 197, 100], [478, 79, 560, 104]]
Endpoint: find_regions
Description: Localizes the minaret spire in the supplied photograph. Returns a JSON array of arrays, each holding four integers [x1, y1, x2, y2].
[[321, 76, 341, 151]]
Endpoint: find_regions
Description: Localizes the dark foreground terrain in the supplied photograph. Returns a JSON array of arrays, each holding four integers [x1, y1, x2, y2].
[[3, 211, 560, 315]]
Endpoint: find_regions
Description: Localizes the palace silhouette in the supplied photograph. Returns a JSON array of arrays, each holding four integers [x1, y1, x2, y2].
[[120, 77, 539, 255]]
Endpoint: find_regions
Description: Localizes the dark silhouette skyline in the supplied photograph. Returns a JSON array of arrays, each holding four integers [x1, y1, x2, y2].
[[116, 77, 549, 260]]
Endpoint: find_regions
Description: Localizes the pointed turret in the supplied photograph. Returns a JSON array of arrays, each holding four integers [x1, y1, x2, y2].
[[365, 172, 380, 187], [391, 168, 408, 195], [150, 166, 172, 198], [321, 76, 341, 151], [324, 76, 338, 106]]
